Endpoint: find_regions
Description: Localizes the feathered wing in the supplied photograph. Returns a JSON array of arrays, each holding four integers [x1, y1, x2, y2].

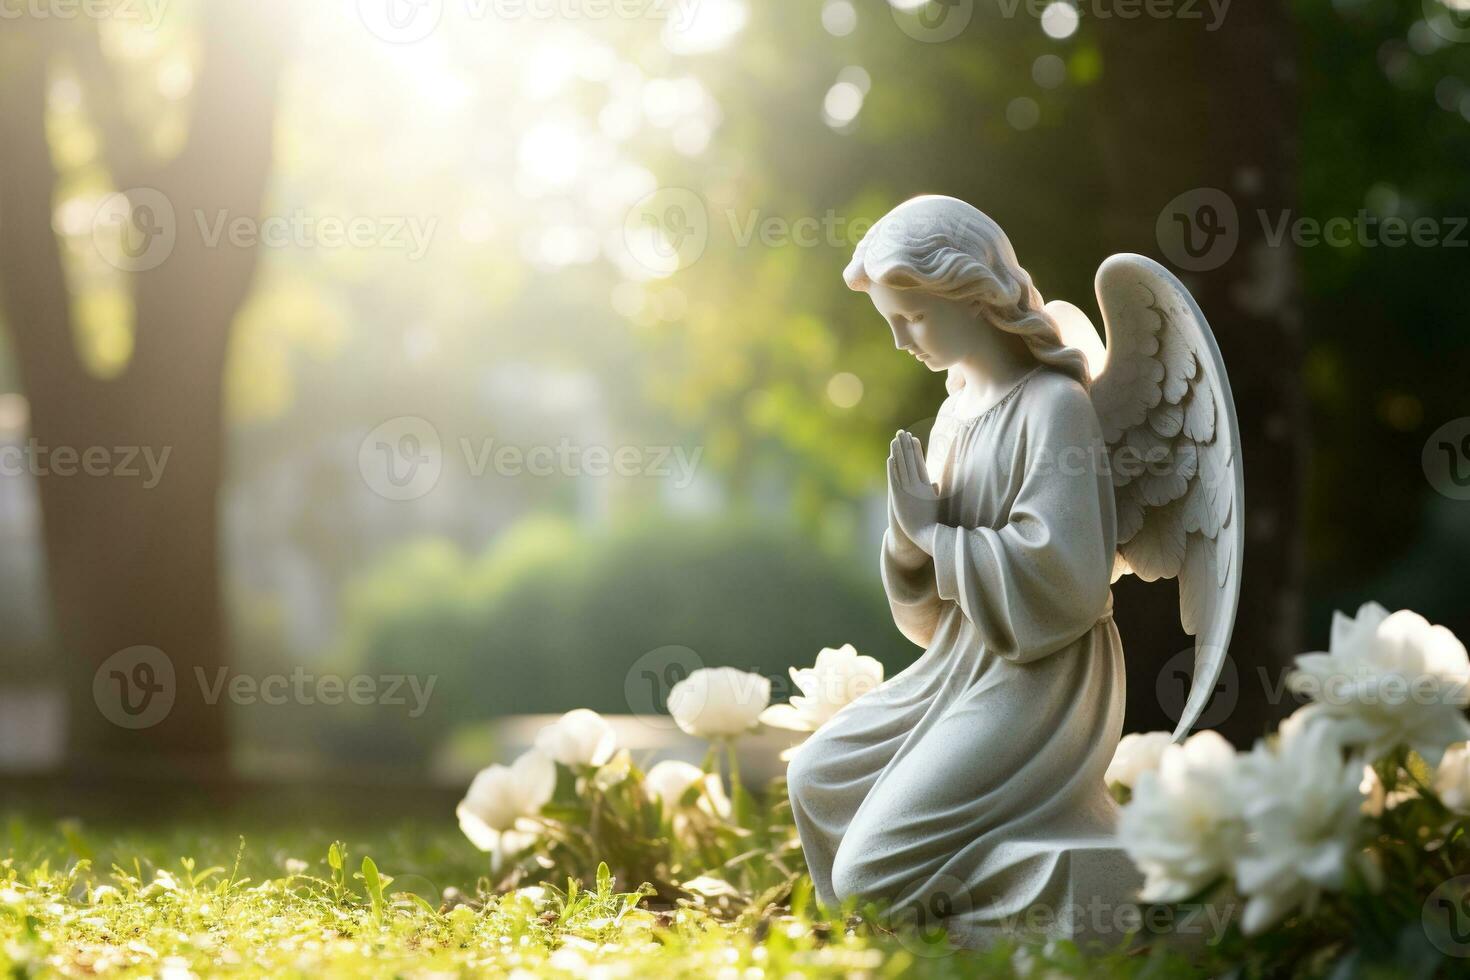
[[1048, 254, 1244, 741]]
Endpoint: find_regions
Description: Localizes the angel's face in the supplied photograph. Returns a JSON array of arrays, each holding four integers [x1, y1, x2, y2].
[[867, 282, 981, 373]]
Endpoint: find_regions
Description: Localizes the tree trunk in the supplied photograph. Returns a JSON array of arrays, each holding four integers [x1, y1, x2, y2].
[[1089, 6, 1305, 745], [0, 7, 286, 778]]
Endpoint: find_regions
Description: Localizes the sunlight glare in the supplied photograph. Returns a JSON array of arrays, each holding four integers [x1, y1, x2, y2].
[[1041, 1, 1081, 39], [517, 119, 586, 194], [663, 0, 749, 55]]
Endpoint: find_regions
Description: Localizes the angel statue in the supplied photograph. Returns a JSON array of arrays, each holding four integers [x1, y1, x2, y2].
[[787, 195, 1243, 944]]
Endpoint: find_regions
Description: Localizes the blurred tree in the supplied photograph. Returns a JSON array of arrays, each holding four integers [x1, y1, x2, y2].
[[0, 3, 287, 777], [1089, 2, 1303, 743]]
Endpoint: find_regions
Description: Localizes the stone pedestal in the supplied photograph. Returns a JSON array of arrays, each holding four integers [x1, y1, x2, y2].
[[947, 835, 1147, 951]]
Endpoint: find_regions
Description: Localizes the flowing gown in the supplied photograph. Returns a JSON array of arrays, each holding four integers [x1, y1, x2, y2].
[[787, 366, 1126, 940]]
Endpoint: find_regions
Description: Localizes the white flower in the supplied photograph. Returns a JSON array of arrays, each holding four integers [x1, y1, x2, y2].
[[644, 759, 732, 818], [1288, 602, 1470, 765], [1231, 722, 1365, 935], [667, 667, 770, 738], [759, 643, 883, 732], [1434, 742, 1470, 814], [1118, 730, 1244, 903], [1105, 731, 1174, 790], [534, 708, 617, 767], [456, 749, 556, 870]]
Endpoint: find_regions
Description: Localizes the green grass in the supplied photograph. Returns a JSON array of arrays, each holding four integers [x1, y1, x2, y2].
[[0, 814, 1203, 978]]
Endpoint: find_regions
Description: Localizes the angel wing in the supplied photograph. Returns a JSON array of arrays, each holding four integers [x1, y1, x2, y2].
[[1046, 254, 1244, 742]]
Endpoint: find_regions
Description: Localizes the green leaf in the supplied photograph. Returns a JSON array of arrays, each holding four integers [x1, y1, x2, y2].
[[596, 861, 612, 897], [360, 857, 385, 923]]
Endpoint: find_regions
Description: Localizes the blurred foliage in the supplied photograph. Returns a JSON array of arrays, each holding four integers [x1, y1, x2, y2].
[[311, 516, 911, 765], [1290, 0, 1470, 644], [3, 0, 1470, 762]]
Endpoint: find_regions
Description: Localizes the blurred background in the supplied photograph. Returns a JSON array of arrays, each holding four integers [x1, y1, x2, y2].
[[1, 0, 1468, 797]]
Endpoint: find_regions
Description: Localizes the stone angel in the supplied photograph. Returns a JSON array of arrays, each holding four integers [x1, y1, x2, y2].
[[787, 195, 1244, 944]]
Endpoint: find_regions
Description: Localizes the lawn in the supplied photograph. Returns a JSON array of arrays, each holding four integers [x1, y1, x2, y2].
[[0, 811, 1183, 979]]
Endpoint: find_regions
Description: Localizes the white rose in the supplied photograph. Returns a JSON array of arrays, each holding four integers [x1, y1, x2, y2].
[[1232, 722, 1365, 935], [759, 643, 884, 732], [534, 708, 617, 767], [456, 749, 556, 870], [644, 759, 732, 818], [1434, 742, 1470, 814], [1105, 731, 1173, 790], [1118, 730, 1244, 903], [1288, 602, 1470, 765], [667, 667, 771, 738]]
